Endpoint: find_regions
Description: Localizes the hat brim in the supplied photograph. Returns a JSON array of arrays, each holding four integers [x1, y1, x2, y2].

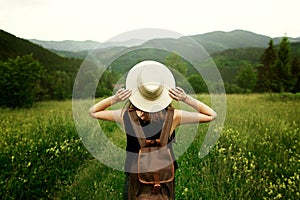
[[129, 87, 172, 112], [126, 61, 175, 112]]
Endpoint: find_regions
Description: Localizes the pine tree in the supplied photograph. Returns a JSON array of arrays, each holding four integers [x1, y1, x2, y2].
[[291, 57, 300, 93], [272, 36, 292, 92], [256, 39, 277, 92]]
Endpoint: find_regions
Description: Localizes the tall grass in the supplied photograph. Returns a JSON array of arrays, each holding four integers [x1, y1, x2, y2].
[[181, 94, 300, 199], [1, 94, 299, 199], [0, 101, 91, 199]]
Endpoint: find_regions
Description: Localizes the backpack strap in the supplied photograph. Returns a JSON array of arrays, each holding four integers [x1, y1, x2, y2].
[[128, 110, 147, 148], [159, 108, 174, 147], [128, 108, 174, 148]]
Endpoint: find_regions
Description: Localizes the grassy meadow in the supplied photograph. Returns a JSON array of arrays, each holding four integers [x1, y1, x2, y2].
[[0, 94, 299, 199]]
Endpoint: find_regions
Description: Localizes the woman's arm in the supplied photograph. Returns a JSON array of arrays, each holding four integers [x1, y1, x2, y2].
[[169, 87, 217, 125], [88, 88, 131, 124]]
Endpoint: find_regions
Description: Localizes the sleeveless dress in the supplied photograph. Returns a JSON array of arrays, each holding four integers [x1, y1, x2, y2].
[[122, 109, 177, 200]]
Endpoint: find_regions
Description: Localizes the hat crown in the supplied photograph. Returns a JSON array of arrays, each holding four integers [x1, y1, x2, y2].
[[138, 82, 164, 100], [125, 60, 175, 112], [137, 67, 164, 100]]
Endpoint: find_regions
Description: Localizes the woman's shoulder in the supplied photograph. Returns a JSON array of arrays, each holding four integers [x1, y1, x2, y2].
[[169, 108, 180, 126]]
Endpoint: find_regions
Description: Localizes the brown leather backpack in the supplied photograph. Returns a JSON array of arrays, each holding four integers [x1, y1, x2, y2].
[[128, 108, 175, 200]]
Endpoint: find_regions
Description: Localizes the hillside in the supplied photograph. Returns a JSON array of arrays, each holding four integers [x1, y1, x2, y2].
[[0, 30, 83, 102], [3, 29, 299, 76], [38, 29, 300, 59], [210, 42, 300, 83], [29, 39, 101, 52], [1, 29, 299, 102], [145, 30, 300, 55], [29, 38, 146, 52], [190, 30, 271, 53], [0, 30, 82, 73], [211, 47, 265, 83]]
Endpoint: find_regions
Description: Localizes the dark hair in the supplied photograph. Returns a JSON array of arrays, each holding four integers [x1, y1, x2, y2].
[[125, 101, 172, 122]]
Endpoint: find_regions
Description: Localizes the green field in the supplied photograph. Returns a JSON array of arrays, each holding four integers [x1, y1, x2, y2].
[[1, 94, 299, 199]]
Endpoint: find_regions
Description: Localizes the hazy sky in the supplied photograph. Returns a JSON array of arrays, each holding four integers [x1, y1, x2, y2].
[[1, 0, 299, 42]]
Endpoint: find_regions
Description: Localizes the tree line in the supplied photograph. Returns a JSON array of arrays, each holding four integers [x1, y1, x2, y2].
[[0, 54, 120, 108], [223, 37, 300, 94], [256, 37, 300, 93], [164, 37, 300, 94], [0, 37, 299, 108]]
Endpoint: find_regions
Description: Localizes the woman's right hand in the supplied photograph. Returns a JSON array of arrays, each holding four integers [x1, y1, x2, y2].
[[113, 88, 132, 103], [169, 87, 188, 102]]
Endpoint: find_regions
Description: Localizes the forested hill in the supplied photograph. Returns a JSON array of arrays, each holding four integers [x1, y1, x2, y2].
[[0, 30, 82, 73], [189, 30, 270, 53], [0, 30, 84, 107], [132, 30, 300, 55], [32, 29, 300, 60], [1, 29, 300, 108]]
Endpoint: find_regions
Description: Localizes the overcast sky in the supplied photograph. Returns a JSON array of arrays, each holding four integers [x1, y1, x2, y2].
[[0, 0, 299, 42]]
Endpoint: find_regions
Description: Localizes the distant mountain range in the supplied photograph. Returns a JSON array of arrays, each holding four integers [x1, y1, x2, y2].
[[1, 28, 300, 89], [2, 29, 300, 62], [29, 38, 146, 52], [27, 30, 300, 59], [29, 39, 101, 52]]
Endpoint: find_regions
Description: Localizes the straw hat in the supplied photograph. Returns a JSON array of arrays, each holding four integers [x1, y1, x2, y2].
[[126, 60, 175, 112]]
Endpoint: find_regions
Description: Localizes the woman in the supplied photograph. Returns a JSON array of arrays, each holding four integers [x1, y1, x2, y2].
[[89, 61, 217, 199]]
